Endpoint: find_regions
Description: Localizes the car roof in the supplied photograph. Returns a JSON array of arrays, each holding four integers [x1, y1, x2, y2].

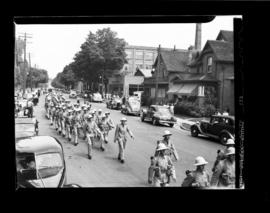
[[16, 136, 62, 154]]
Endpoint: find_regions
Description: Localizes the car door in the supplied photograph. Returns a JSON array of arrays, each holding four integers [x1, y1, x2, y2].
[[208, 117, 225, 136]]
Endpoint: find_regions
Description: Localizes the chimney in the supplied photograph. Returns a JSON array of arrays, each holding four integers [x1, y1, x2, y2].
[[195, 23, 202, 51], [173, 45, 176, 51]]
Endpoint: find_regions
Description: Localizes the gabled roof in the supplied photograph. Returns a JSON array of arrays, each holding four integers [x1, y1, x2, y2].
[[154, 50, 189, 72], [216, 30, 234, 43], [172, 73, 218, 83], [207, 40, 234, 62], [134, 69, 153, 78]]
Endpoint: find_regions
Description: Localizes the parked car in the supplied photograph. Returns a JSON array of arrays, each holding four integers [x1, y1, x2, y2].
[[69, 91, 77, 99], [190, 115, 235, 144], [15, 117, 39, 139], [16, 135, 81, 188], [140, 105, 177, 127], [92, 93, 103, 103], [107, 97, 122, 110], [121, 96, 140, 116]]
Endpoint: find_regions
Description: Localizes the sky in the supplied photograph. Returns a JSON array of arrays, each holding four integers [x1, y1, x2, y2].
[[15, 15, 241, 79]]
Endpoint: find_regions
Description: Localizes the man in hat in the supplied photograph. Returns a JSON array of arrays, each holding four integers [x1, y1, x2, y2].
[[85, 114, 102, 159], [181, 156, 210, 188], [81, 106, 88, 140], [61, 107, 68, 137], [58, 107, 63, 135], [104, 112, 114, 143], [72, 108, 81, 146], [50, 104, 56, 126], [114, 117, 134, 163], [210, 147, 235, 188], [151, 143, 174, 187], [96, 109, 103, 126], [96, 114, 107, 151], [54, 106, 60, 131], [155, 130, 179, 161], [65, 109, 73, 141]]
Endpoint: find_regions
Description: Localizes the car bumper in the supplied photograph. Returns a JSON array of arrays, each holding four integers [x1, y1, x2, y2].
[[158, 120, 176, 124]]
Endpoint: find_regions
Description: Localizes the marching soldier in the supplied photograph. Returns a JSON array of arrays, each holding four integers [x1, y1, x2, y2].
[[97, 114, 107, 151], [71, 108, 81, 146], [57, 106, 63, 135], [50, 104, 56, 126], [65, 109, 73, 141], [81, 106, 89, 140], [212, 138, 235, 172], [210, 147, 235, 188], [114, 117, 134, 163], [85, 114, 102, 159], [104, 112, 114, 143], [150, 143, 174, 187], [61, 107, 67, 137], [96, 109, 103, 125], [181, 156, 210, 188], [54, 106, 60, 131], [155, 130, 179, 161]]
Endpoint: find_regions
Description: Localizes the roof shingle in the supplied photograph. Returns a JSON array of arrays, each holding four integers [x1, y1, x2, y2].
[[216, 30, 234, 43], [207, 40, 234, 62]]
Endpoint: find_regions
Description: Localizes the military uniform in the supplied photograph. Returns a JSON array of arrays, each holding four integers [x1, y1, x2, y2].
[[155, 139, 179, 161], [97, 119, 107, 150], [114, 123, 133, 162], [72, 113, 81, 145], [54, 108, 59, 130], [58, 109, 63, 134], [61, 110, 67, 137], [65, 113, 73, 141], [210, 159, 235, 188], [181, 170, 210, 188], [85, 120, 100, 158]]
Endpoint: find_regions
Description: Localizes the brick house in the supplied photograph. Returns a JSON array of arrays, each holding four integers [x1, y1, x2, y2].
[[142, 48, 189, 105], [183, 30, 235, 114]]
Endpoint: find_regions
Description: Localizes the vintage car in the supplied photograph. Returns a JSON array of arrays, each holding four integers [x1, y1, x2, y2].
[[15, 117, 39, 139], [121, 96, 141, 116], [16, 135, 81, 188], [107, 97, 122, 110], [69, 91, 77, 99], [92, 93, 103, 103], [140, 105, 177, 127], [190, 115, 235, 144]]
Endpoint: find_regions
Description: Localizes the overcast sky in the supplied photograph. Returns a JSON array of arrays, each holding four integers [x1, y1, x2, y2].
[[15, 15, 241, 79]]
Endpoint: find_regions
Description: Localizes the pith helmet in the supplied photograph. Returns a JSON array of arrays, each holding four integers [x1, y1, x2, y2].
[[226, 138, 235, 145], [194, 156, 208, 166], [121, 117, 127, 121], [163, 130, 172, 137], [225, 147, 235, 156], [156, 143, 168, 151]]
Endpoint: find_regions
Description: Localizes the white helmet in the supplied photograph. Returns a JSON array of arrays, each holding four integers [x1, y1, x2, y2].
[[225, 147, 235, 156], [121, 117, 127, 122], [156, 143, 168, 151], [226, 138, 235, 145], [163, 130, 172, 137], [194, 156, 208, 166]]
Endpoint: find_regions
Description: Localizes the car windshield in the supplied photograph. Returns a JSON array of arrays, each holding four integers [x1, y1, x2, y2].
[[36, 153, 63, 179], [156, 107, 172, 116]]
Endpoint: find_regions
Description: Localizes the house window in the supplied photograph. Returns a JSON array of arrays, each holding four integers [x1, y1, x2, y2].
[[145, 52, 154, 60], [158, 88, 166, 98], [198, 86, 205, 97], [150, 88, 155, 98], [135, 51, 143, 59], [207, 57, 213, 73]]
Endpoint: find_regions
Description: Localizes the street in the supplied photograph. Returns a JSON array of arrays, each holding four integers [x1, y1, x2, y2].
[[33, 93, 224, 187]]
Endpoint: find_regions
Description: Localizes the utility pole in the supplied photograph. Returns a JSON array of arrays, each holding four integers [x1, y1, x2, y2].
[[18, 32, 32, 96], [29, 52, 32, 91], [155, 45, 161, 104]]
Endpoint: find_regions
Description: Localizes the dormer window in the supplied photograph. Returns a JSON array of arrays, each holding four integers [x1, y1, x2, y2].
[[207, 57, 213, 73]]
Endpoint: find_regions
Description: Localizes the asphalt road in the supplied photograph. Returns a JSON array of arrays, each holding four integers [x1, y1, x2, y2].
[[34, 94, 224, 187]]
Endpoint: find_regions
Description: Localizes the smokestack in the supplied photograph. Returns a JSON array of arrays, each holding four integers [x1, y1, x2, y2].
[[174, 45, 176, 51], [195, 23, 202, 50]]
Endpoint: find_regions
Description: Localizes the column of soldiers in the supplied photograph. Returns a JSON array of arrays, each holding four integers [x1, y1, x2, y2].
[[44, 91, 134, 163]]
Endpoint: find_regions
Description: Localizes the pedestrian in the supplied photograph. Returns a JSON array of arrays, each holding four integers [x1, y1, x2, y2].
[[104, 112, 115, 143], [155, 130, 179, 161], [65, 109, 73, 142], [97, 114, 107, 151], [54, 106, 60, 131], [85, 114, 101, 159], [81, 106, 88, 140], [71, 108, 81, 146], [210, 147, 235, 188], [181, 156, 210, 188], [150, 143, 174, 187], [114, 117, 134, 163], [61, 107, 67, 137], [212, 138, 235, 172], [26, 99, 34, 118], [96, 109, 103, 126]]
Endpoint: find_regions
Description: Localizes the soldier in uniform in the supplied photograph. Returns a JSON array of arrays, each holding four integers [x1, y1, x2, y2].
[[155, 130, 179, 161], [212, 138, 235, 172], [210, 147, 235, 188], [54, 106, 59, 131], [96, 109, 103, 126], [181, 156, 210, 188], [61, 107, 67, 137], [151, 143, 174, 187], [50, 104, 56, 126], [81, 106, 88, 140], [85, 114, 102, 159], [114, 117, 134, 163], [71, 108, 81, 146], [65, 109, 73, 141], [104, 112, 114, 143], [97, 114, 107, 151]]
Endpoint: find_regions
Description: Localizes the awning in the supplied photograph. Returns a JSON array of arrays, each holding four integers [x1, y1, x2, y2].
[[177, 84, 198, 95], [167, 84, 183, 94]]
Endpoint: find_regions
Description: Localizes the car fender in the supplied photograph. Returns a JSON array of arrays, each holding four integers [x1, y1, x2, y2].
[[219, 130, 233, 138], [191, 124, 202, 134]]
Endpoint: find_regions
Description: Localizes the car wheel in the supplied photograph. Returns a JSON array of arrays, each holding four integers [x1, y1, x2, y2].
[[141, 114, 145, 122], [169, 123, 174, 128], [220, 133, 229, 145], [191, 126, 199, 137], [152, 118, 158, 125]]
